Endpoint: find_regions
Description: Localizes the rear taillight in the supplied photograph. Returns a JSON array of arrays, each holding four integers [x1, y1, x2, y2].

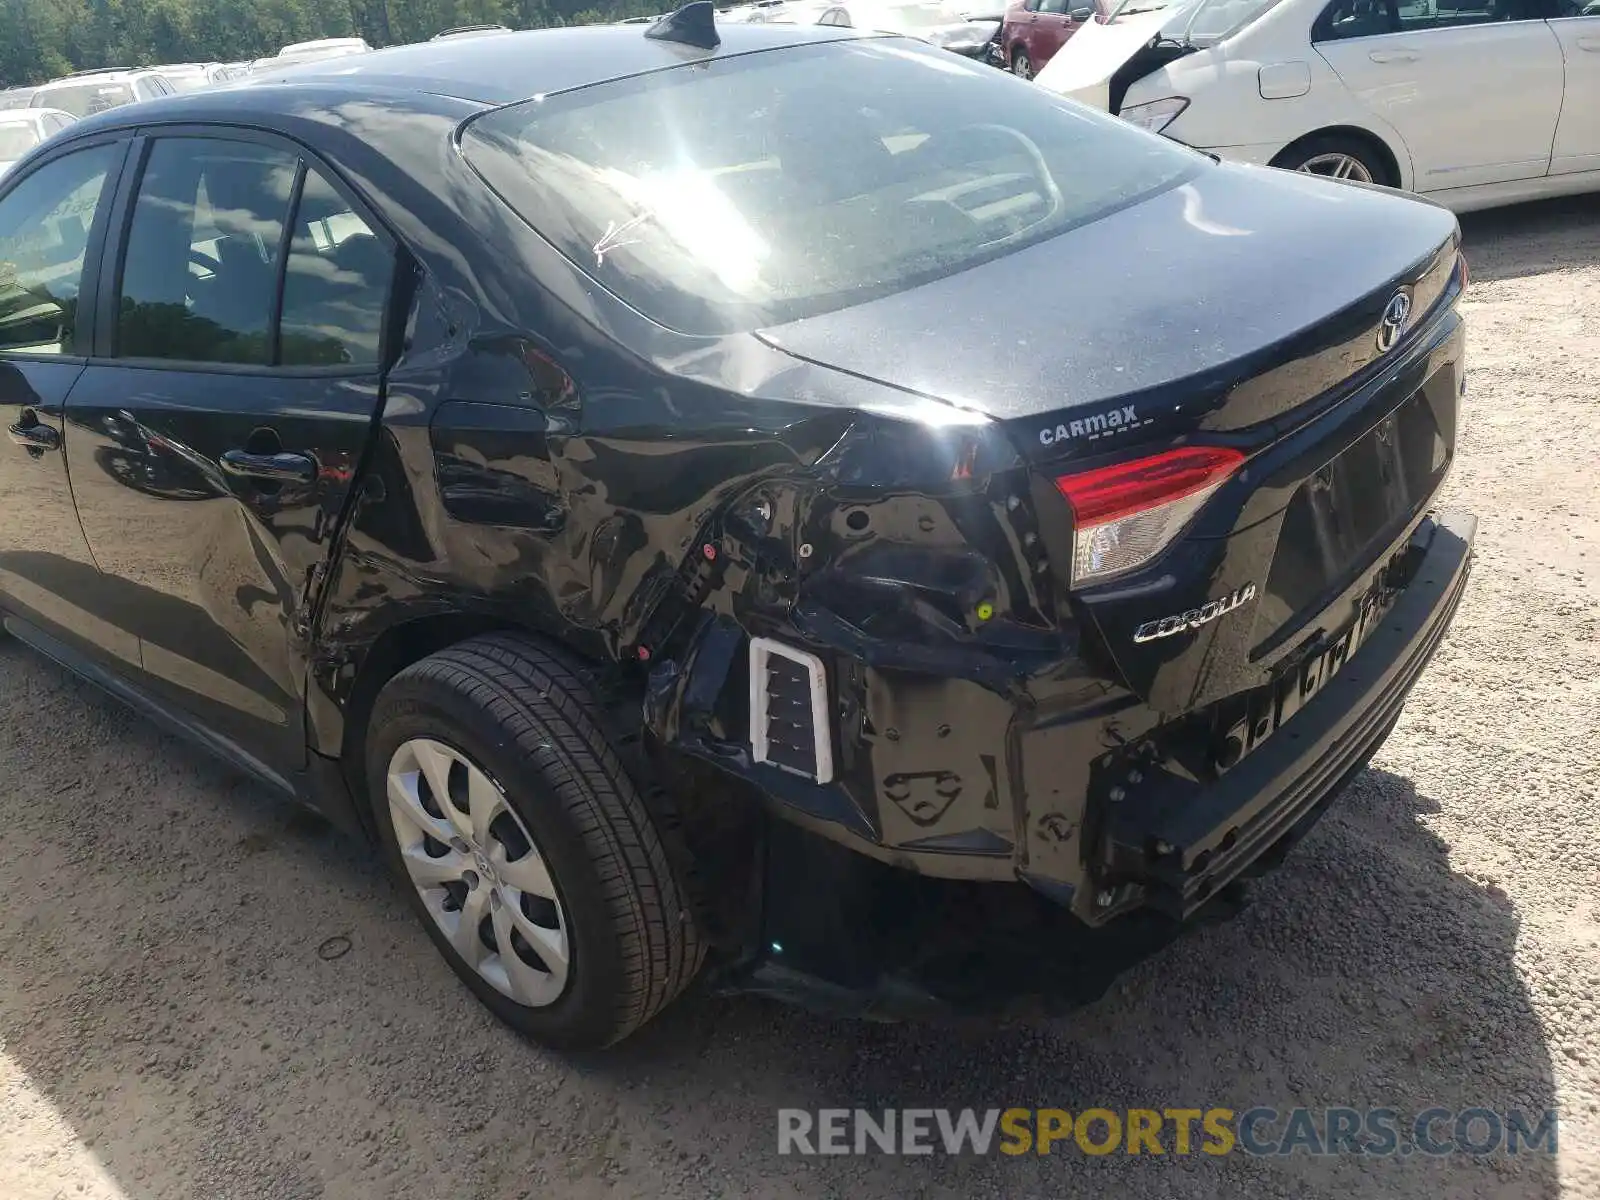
[[1055, 446, 1244, 586]]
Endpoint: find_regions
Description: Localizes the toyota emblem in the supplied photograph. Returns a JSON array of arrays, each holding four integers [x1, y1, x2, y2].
[[1377, 291, 1412, 353]]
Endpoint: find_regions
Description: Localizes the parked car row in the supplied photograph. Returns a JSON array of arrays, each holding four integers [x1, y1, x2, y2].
[[0, 38, 376, 135], [723, 0, 1011, 58], [1030, 0, 1600, 212]]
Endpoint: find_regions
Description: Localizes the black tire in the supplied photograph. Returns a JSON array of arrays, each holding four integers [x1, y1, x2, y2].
[[1011, 48, 1032, 79], [366, 633, 704, 1049], [1272, 134, 1390, 188]]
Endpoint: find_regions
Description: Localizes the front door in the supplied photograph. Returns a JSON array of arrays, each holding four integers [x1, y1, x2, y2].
[[0, 137, 140, 668], [1548, 5, 1600, 175], [1313, 0, 1565, 190], [65, 132, 396, 773]]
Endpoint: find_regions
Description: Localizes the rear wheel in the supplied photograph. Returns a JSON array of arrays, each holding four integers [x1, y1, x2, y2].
[[1011, 48, 1033, 79], [366, 633, 704, 1049], [1273, 135, 1388, 187]]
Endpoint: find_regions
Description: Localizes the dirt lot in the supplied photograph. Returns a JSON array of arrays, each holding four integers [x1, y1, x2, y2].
[[2, 196, 1598, 1200]]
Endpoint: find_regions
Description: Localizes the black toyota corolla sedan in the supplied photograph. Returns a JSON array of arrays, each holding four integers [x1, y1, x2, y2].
[[0, 6, 1473, 1048]]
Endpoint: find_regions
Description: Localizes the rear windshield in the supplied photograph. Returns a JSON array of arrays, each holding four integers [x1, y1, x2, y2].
[[461, 38, 1197, 334], [32, 82, 134, 117]]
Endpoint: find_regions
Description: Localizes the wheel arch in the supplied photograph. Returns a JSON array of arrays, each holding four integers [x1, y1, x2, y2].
[[1270, 124, 1409, 190], [334, 611, 603, 837]]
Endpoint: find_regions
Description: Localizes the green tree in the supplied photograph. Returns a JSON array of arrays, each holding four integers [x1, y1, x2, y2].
[[0, 0, 665, 86]]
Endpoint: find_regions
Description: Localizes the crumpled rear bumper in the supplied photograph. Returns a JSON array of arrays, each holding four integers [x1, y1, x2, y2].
[[1094, 511, 1475, 923], [702, 512, 1474, 1017]]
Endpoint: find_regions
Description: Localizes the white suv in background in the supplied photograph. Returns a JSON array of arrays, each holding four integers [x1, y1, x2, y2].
[[28, 68, 178, 118], [1035, 0, 1600, 212]]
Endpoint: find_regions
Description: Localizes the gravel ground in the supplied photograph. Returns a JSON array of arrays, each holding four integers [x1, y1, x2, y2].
[[1, 195, 1598, 1200]]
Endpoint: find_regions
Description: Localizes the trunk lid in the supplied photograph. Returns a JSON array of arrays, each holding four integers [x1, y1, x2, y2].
[[758, 163, 1459, 467], [761, 164, 1464, 715]]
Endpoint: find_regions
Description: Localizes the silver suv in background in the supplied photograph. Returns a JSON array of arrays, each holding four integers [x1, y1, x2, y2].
[[28, 68, 176, 117]]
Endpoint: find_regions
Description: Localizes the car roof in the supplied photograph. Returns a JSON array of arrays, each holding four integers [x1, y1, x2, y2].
[[237, 23, 861, 104], [279, 37, 370, 54]]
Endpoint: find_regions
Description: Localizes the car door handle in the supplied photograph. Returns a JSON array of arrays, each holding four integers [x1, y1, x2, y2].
[[8, 421, 59, 451], [220, 449, 317, 485], [1368, 48, 1419, 62], [1577, 34, 1600, 51]]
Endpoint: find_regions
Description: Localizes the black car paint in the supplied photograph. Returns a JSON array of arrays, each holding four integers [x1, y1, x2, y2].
[[0, 25, 1472, 1011]]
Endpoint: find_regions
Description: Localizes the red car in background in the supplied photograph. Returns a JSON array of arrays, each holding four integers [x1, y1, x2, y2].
[[1000, 0, 1102, 79]]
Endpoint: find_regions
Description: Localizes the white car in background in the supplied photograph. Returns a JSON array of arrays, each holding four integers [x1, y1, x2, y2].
[[1035, 0, 1600, 212], [27, 68, 178, 117], [154, 62, 224, 92], [760, 0, 1001, 52], [264, 37, 374, 72], [0, 109, 75, 177]]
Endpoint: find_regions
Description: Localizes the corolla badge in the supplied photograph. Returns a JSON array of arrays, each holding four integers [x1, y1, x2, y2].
[[1377, 291, 1412, 353], [1133, 583, 1257, 644]]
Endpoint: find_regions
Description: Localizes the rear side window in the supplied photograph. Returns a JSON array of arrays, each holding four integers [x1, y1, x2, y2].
[[1314, 0, 1558, 37], [279, 170, 391, 366], [462, 39, 1195, 335], [0, 145, 117, 355], [115, 136, 392, 368], [118, 138, 297, 364]]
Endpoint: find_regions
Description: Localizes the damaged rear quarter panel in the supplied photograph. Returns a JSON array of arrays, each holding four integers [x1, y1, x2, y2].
[[304, 165, 1127, 910]]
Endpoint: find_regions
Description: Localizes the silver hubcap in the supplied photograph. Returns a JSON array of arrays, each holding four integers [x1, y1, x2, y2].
[[1297, 152, 1374, 184], [387, 738, 570, 1008], [1013, 56, 1031, 79]]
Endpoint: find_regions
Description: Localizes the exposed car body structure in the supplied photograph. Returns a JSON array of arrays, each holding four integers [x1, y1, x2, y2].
[[1035, 0, 1600, 212], [0, 13, 1473, 1044]]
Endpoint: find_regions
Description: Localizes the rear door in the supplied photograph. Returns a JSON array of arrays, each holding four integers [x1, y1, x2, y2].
[[1312, 0, 1564, 190], [1029, 0, 1079, 63], [64, 129, 397, 774], [1005, 0, 1042, 66], [1548, 2, 1600, 174], [0, 136, 140, 667]]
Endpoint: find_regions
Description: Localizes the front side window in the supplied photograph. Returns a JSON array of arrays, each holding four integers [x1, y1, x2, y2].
[[0, 144, 117, 355], [462, 39, 1195, 335], [117, 138, 297, 364], [115, 136, 391, 369]]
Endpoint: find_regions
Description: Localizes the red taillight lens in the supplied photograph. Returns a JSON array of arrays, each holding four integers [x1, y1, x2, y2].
[[1055, 446, 1244, 585]]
